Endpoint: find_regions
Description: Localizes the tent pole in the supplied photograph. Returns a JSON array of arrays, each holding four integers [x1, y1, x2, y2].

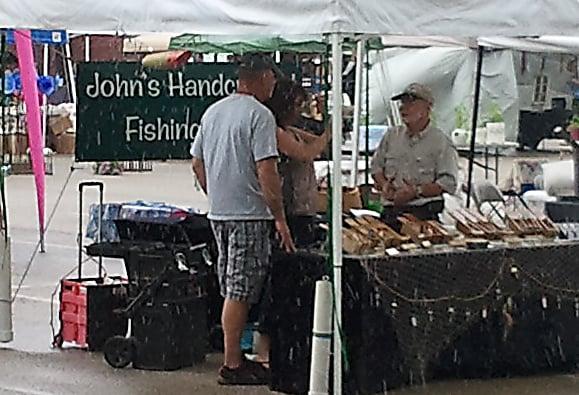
[[42, 44, 49, 146], [40, 44, 48, 253], [64, 44, 77, 105], [349, 39, 365, 188], [1, 33, 5, 165], [330, 32, 343, 395], [466, 46, 484, 208], [364, 41, 370, 196], [84, 35, 90, 62]]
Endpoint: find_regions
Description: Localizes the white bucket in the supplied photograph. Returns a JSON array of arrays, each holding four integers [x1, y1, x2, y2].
[[486, 122, 505, 145], [475, 127, 488, 146], [451, 128, 470, 147]]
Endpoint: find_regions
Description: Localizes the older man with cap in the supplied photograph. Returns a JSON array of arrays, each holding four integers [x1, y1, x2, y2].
[[371, 83, 458, 229]]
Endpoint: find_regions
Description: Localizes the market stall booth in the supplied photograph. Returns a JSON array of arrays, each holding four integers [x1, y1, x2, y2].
[[4, 1, 579, 394]]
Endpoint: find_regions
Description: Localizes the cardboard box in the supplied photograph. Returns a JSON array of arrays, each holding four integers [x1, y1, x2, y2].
[[55, 133, 75, 155], [316, 187, 363, 213], [49, 115, 73, 136]]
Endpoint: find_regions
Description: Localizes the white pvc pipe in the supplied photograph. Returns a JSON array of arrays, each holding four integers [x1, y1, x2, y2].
[[349, 40, 365, 188], [308, 279, 333, 395], [0, 237, 12, 342], [64, 44, 77, 105], [330, 32, 343, 395], [42, 44, 49, 144], [84, 35, 90, 62], [40, 44, 50, 253]]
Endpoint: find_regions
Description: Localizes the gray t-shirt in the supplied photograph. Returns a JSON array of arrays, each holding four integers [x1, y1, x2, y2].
[[371, 124, 458, 206], [191, 94, 278, 221]]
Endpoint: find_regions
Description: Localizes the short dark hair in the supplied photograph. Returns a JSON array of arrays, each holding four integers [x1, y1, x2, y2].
[[237, 53, 277, 79], [265, 79, 306, 126]]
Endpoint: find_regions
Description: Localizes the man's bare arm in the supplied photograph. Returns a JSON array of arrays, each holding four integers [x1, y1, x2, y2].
[[191, 157, 207, 194], [256, 158, 285, 222]]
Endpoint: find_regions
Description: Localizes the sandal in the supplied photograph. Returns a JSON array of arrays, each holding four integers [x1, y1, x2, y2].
[[218, 358, 270, 386]]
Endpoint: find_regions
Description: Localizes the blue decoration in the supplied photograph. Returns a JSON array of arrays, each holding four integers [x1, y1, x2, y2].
[[37, 75, 56, 96], [3, 72, 15, 95], [13, 72, 21, 91], [3, 71, 62, 97]]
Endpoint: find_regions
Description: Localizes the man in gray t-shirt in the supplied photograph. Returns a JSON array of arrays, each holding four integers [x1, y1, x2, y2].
[[191, 54, 295, 385], [192, 93, 280, 220]]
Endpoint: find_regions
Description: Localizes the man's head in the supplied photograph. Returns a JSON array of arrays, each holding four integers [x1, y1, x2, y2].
[[392, 83, 433, 132], [237, 53, 278, 102]]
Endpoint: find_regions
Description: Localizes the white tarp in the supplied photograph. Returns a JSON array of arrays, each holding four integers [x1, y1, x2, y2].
[[381, 36, 579, 54], [480, 36, 579, 54], [366, 47, 519, 141], [2, 1, 579, 36], [381, 36, 474, 49]]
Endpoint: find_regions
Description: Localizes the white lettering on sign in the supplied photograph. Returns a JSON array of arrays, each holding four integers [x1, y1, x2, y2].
[[147, 79, 161, 97], [124, 108, 199, 143], [86, 72, 146, 98], [86, 70, 237, 99]]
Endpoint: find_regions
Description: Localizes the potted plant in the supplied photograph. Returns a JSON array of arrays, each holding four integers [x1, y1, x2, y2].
[[485, 103, 505, 145], [451, 104, 471, 146]]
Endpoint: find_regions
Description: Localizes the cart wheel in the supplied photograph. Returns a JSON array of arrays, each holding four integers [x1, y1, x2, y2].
[[103, 336, 134, 369], [52, 333, 64, 349]]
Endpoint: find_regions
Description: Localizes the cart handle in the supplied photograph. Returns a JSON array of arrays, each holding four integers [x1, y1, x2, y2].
[[79, 181, 104, 191]]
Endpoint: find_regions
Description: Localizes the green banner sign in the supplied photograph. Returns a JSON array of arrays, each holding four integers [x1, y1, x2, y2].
[[76, 62, 237, 161]]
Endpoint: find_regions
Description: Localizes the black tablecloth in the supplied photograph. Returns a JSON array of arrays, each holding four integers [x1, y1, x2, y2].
[[270, 242, 579, 394]]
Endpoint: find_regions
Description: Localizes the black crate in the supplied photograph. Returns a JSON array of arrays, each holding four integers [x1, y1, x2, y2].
[[125, 247, 206, 280], [131, 298, 208, 371], [128, 274, 204, 302], [59, 276, 128, 352], [114, 214, 212, 247], [123, 249, 208, 303], [87, 279, 129, 351], [546, 199, 579, 223]]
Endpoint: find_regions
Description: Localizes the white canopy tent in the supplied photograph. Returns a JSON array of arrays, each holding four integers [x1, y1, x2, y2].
[[2, 1, 579, 36], [4, 2, 579, 394]]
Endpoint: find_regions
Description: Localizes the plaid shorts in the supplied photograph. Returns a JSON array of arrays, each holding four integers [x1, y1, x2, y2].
[[210, 220, 273, 304]]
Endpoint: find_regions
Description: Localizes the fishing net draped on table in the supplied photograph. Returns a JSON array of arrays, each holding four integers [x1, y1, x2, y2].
[[270, 242, 579, 394]]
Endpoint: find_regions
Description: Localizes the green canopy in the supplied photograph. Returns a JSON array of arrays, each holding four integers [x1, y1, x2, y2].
[[169, 34, 383, 54], [169, 35, 325, 53]]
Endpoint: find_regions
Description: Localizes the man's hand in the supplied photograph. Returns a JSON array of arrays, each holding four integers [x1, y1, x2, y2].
[[393, 180, 417, 206], [373, 173, 396, 201], [275, 219, 296, 253], [380, 179, 396, 201], [420, 182, 444, 198]]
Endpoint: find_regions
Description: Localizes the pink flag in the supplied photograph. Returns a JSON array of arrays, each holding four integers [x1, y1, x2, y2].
[[15, 30, 45, 240]]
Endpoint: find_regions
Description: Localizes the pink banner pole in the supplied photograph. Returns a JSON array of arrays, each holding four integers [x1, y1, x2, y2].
[[15, 30, 46, 252]]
